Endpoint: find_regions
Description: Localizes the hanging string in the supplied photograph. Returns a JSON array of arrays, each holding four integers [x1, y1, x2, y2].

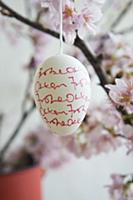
[[59, 0, 63, 54]]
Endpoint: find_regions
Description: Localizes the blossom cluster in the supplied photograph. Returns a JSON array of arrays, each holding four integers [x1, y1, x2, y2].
[[3, 126, 70, 173], [95, 34, 133, 82], [107, 173, 133, 200], [107, 78, 133, 113], [33, 0, 105, 44], [61, 103, 122, 158]]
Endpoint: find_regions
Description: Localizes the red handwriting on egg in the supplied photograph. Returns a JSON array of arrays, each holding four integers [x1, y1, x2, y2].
[[35, 66, 90, 128], [43, 117, 81, 127], [35, 81, 67, 91], [38, 66, 80, 78], [68, 76, 90, 90], [35, 92, 90, 104], [39, 104, 88, 118]]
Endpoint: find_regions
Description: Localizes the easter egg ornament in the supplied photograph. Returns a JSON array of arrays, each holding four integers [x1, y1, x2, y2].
[[33, 0, 91, 136]]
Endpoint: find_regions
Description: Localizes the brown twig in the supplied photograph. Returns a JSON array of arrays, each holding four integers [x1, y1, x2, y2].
[[21, 70, 34, 113], [75, 36, 108, 90], [0, 6, 13, 17], [114, 133, 129, 140], [0, 102, 35, 163]]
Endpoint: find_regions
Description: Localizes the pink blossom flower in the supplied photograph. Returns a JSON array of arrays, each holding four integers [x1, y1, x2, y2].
[[63, 2, 103, 42], [62, 1, 78, 43], [107, 174, 133, 200], [120, 124, 133, 154], [106, 78, 133, 112], [36, 0, 104, 44], [108, 174, 125, 200], [77, 5, 102, 39], [94, 35, 133, 81], [61, 103, 122, 159]]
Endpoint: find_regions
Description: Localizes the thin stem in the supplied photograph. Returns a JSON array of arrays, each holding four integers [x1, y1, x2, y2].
[[75, 36, 108, 92], [0, 103, 35, 162], [110, 0, 133, 30], [114, 133, 129, 140], [21, 70, 33, 114]]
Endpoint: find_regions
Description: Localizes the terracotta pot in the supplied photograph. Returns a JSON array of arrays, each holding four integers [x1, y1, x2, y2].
[[0, 167, 44, 200]]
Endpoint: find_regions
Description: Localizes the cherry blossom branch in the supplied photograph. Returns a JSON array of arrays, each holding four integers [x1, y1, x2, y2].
[[0, 1, 108, 91], [0, 0, 117, 162], [0, 5, 13, 17], [1, 0, 132, 157], [110, 0, 133, 30], [75, 36, 108, 90], [0, 1, 110, 93], [0, 1, 132, 169]]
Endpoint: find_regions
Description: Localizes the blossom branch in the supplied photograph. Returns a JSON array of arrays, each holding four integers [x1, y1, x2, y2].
[[0, 1, 132, 171], [0, 0, 109, 92], [0, 6, 13, 17], [75, 36, 108, 90], [110, 0, 133, 30], [1, 0, 129, 163]]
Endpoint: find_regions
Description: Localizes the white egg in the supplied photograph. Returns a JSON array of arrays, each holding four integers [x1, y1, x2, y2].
[[33, 54, 91, 136]]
